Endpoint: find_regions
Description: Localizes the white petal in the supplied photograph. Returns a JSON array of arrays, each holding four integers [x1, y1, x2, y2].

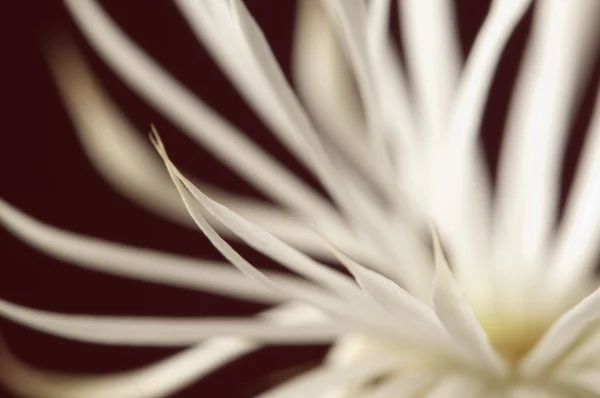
[[320, 0, 376, 133], [430, 0, 531, 304], [322, 245, 445, 342], [449, 0, 532, 148], [175, 0, 319, 170], [425, 374, 484, 398], [556, 325, 600, 372], [365, 376, 432, 398], [431, 229, 507, 376], [548, 78, 600, 295], [176, 0, 372, 228], [555, 369, 600, 395], [366, 0, 424, 215], [0, 302, 316, 398], [0, 199, 323, 304], [153, 136, 365, 305], [46, 40, 370, 263], [155, 135, 450, 343], [520, 287, 600, 377], [256, 355, 402, 398], [0, 299, 343, 346], [292, 0, 370, 177], [152, 136, 392, 330], [493, 0, 600, 302], [507, 385, 562, 398], [62, 0, 343, 231], [399, 0, 460, 141], [0, 337, 255, 398]]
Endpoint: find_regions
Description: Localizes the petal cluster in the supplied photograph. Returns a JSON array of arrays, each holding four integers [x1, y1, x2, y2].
[[2, 0, 600, 397]]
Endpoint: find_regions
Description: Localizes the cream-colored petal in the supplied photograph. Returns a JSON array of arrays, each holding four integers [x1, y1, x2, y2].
[[0, 199, 327, 304], [62, 0, 342, 230], [256, 355, 403, 398], [431, 230, 507, 376], [520, 287, 600, 377], [0, 299, 343, 346], [46, 40, 371, 263], [0, 302, 319, 398], [493, 0, 600, 305], [430, 0, 532, 304], [548, 77, 600, 297]]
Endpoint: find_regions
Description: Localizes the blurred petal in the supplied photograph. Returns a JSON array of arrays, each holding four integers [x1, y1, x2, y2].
[[549, 78, 600, 295], [0, 302, 318, 398], [431, 0, 532, 303], [364, 376, 431, 398], [399, 0, 460, 141], [256, 355, 402, 398], [0, 198, 327, 304], [494, 0, 600, 300], [520, 287, 600, 377], [424, 374, 484, 398], [292, 0, 368, 173], [46, 40, 369, 263], [431, 229, 507, 376], [0, 299, 343, 345], [62, 0, 344, 230], [0, 337, 255, 398]]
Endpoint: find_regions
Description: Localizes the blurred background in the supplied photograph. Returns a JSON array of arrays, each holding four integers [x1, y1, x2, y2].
[[1, 1, 599, 396]]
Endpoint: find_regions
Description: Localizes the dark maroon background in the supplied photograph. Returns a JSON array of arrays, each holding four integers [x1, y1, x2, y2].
[[1, 1, 598, 397]]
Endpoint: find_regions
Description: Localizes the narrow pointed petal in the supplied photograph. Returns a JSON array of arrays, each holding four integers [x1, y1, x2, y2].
[[256, 356, 403, 398], [0, 199, 330, 304], [0, 338, 255, 398], [364, 376, 432, 398], [62, 0, 343, 230], [431, 229, 507, 376], [323, 241, 443, 332], [320, 241, 455, 356], [154, 134, 451, 344], [0, 299, 344, 346], [46, 41, 369, 263], [0, 302, 317, 398], [175, 0, 372, 226], [366, 0, 424, 214], [319, 0, 377, 134], [494, 0, 600, 297], [431, 0, 532, 304], [425, 374, 484, 398], [399, 0, 461, 141], [292, 0, 369, 173], [548, 84, 600, 294], [520, 287, 600, 377], [556, 327, 600, 372], [153, 134, 366, 305], [555, 369, 600, 395]]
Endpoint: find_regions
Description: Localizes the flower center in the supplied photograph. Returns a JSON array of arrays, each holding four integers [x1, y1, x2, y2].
[[478, 312, 553, 364]]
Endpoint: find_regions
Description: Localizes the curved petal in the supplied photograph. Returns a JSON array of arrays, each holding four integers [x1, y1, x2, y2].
[[431, 0, 532, 303], [292, 0, 368, 174], [0, 337, 255, 398], [46, 40, 369, 263], [493, 0, 600, 303], [0, 199, 326, 305], [364, 376, 432, 398], [61, 0, 344, 231], [431, 230, 507, 376], [548, 80, 600, 296], [256, 355, 402, 398], [399, 0, 460, 142], [0, 302, 319, 398], [520, 287, 600, 377], [0, 300, 342, 346]]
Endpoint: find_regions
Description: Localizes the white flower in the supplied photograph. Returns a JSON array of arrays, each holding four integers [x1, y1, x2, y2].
[[2, 0, 600, 397]]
